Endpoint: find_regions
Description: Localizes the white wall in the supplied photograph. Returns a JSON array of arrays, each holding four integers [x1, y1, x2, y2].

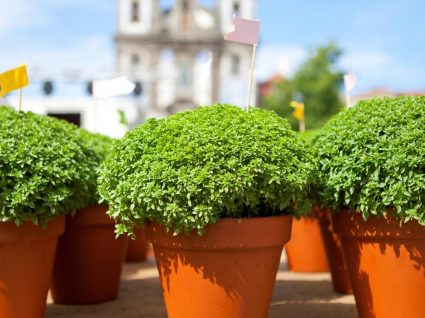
[[219, 43, 256, 106], [6, 96, 138, 138]]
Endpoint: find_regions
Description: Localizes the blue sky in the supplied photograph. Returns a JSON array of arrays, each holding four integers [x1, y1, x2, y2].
[[0, 0, 424, 95]]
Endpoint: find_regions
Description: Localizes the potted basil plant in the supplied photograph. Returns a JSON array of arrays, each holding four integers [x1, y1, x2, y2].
[[98, 104, 315, 318], [0, 105, 96, 318], [50, 129, 129, 304], [284, 129, 329, 273], [314, 96, 425, 318]]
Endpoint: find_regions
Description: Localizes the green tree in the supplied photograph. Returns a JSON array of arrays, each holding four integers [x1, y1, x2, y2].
[[263, 43, 344, 130]]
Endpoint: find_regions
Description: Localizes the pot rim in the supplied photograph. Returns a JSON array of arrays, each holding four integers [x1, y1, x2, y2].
[[145, 215, 293, 250]]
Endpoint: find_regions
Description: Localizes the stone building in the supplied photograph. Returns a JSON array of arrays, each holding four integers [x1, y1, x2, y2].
[[115, 0, 257, 117]]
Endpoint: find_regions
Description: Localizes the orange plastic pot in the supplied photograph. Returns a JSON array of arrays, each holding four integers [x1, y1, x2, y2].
[[285, 213, 329, 272], [126, 227, 150, 262], [318, 210, 352, 294], [0, 216, 65, 318], [50, 205, 128, 304], [146, 215, 292, 318], [333, 212, 425, 318]]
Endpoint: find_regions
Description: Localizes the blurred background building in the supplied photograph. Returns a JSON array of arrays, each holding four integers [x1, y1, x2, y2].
[[4, 0, 258, 137], [1, 0, 424, 136]]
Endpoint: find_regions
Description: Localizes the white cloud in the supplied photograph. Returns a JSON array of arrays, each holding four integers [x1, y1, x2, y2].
[[44, 0, 111, 11], [256, 45, 307, 81], [0, 0, 110, 35], [0, 0, 49, 34], [339, 50, 397, 93], [0, 35, 114, 81], [341, 51, 393, 71]]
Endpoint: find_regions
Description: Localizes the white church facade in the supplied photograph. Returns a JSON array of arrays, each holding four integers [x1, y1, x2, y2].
[[116, 0, 257, 117]]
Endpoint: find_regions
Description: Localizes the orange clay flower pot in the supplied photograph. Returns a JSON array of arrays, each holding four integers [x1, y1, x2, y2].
[[126, 227, 150, 262], [333, 212, 425, 318], [146, 215, 292, 318], [50, 205, 128, 304], [0, 216, 65, 318], [285, 212, 329, 272], [318, 210, 352, 294]]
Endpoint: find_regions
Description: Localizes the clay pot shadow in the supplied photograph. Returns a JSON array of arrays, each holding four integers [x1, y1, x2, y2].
[[46, 276, 167, 318], [334, 212, 425, 318]]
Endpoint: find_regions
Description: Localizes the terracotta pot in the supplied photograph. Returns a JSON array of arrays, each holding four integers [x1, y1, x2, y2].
[[285, 213, 329, 272], [50, 205, 129, 304], [126, 227, 150, 262], [318, 210, 352, 294], [333, 212, 425, 318], [146, 216, 292, 318], [0, 216, 65, 318]]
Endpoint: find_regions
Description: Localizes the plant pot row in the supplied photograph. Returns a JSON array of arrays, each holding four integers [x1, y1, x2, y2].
[[289, 208, 425, 317], [284, 209, 353, 295], [0, 204, 152, 318], [4, 98, 425, 318]]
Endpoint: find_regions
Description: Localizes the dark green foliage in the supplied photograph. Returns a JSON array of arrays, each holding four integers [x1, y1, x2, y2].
[[263, 43, 344, 130], [0, 106, 98, 225], [78, 129, 113, 164], [98, 104, 315, 235], [77, 129, 114, 206], [314, 97, 425, 225], [299, 129, 321, 144]]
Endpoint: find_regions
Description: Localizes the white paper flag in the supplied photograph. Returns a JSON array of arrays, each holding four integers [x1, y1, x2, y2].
[[93, 76, 135, 98], [344, 71, 357, 93]]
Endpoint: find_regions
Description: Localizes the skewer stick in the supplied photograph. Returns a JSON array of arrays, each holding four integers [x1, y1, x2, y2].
[[246, 44, 257, 111]]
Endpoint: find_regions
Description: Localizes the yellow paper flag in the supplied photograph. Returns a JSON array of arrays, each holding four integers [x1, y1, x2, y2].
[[0, 65, 29, 97], [290, 101, 304, 121]]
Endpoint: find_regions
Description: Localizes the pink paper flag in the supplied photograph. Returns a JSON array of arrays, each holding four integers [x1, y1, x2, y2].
[[224, 16, 260, 45]]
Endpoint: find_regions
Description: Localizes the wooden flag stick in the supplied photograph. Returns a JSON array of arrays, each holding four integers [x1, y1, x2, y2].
[[246, 44, 257, 112], [300, 117, 305, 132], [19, 88, 22, 112], [345, 91, 351, 108]]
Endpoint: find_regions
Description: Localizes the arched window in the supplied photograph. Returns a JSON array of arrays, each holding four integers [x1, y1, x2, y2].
[[131, 0, 140, 22]]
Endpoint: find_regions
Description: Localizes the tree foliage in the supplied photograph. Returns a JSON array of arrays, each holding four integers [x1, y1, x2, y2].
[[263, 43, 344, 130]]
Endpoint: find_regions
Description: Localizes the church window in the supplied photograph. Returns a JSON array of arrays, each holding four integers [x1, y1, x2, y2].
[[232, 1, 240, 16], [179, 63, 191, 87], [130, 53, 140, 65], [231, 55, 240, 76], [131, 0, 140, 22], [182, 0, 190, 31]]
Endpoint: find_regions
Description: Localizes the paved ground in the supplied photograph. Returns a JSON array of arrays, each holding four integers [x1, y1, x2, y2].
[[46, 252, 357, 318]]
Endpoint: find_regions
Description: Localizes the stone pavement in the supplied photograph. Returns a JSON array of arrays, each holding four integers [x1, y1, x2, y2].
[[46, 253, 357, 318]]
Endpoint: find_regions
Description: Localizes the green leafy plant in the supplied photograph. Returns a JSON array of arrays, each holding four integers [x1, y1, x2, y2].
[[77, 129, 114, 206], [300, 129, 322, 143], [98, 104, 315, 236], [0, 106, 98, 225], [314, 96, 425, 225]]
